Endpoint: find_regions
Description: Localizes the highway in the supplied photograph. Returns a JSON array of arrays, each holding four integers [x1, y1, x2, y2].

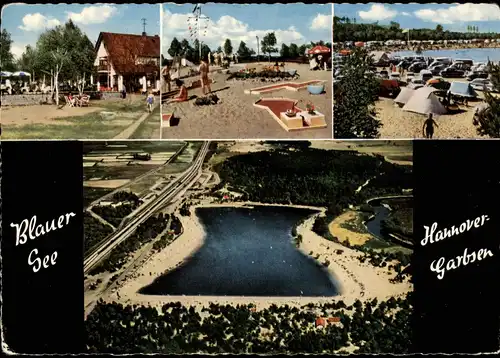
[[84, 141, 210, 274]]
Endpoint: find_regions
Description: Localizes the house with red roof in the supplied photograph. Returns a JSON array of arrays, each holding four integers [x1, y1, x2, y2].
[[94, 31, 160, 93]]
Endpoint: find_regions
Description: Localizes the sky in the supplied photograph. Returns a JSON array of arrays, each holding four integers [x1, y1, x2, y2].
[[334, 3, 500, 32], [161, 3, 332, 57], [2, 4, 160, 59]]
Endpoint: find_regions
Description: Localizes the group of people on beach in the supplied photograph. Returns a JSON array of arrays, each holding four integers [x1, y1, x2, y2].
[[161, 56, 212, 106]]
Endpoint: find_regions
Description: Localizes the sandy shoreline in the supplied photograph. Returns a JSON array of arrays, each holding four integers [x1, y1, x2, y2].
[[105, 201, 411, 308]]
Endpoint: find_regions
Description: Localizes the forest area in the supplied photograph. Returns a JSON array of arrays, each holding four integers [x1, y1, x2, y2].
[[85, 294, 412, 354], [214, 145, 412, 219]]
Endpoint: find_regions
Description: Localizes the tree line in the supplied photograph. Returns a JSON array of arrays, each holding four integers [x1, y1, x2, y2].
[[85, 293, 411, 353], [163, 32, 331, 65], [1, 23, 95, 104], [334, 17, 500, 43]]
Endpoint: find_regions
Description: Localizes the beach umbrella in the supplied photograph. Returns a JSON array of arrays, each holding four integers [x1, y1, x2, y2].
[[308, 45, 331, 55], [354, 41, 364, 47], [0, 71, 12, 77], [12, 71, 31, 77], [339, 49, 351, 56]]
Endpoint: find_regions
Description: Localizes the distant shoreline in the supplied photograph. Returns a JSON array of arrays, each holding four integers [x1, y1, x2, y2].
[[334, 43, 500, 54]]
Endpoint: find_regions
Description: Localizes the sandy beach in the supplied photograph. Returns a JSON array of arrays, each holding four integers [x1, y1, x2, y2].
[[104, 201, 411, 309], [161, 63, 332, 139], [376, 97, 482, 139]]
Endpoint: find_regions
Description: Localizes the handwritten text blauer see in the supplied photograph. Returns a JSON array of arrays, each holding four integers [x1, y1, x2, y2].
[[10, 213, 76, 273], [422, 215, 494, 280]]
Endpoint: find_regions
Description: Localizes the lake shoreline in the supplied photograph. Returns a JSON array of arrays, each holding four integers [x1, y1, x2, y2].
[[105, 199, 411, 308]]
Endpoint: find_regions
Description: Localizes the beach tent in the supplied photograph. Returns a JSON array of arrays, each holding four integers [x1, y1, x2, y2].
[[369, 51, 391, 66], [0, 71, 12, 77], [394, 87, 415, 106], [308, 45, 331, 55], [12, 71, 31, 77], [447, 81, 478, 98], [403, 86, 447, 115]]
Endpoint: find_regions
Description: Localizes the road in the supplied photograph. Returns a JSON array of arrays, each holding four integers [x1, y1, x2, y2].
[[85, 141, 188, 209], [84, 141, 210, 274]]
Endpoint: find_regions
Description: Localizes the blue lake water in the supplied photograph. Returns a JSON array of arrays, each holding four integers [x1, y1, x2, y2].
[[391, 48, 500, 63], [139, 206, 340, 297]]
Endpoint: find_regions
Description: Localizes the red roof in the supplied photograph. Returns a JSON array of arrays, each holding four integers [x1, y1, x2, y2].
[[315, 317, 326, 327], [308, 45, 331, 55], [328, 317, 341, 323], [96, 32, 160, 75]]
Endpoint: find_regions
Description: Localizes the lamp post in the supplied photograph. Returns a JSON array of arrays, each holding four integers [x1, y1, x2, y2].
[[256, 36, 260, 62]]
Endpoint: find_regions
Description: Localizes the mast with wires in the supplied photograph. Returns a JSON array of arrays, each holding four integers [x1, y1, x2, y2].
[[141, 18, 147, 35], [187, 4, 210, 61]]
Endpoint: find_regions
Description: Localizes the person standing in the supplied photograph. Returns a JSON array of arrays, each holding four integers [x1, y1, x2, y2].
[[199, 56, 211, 95], [146, 90, 154, 113], [422, 113, 438, 139], [161, 63, 171, 92]]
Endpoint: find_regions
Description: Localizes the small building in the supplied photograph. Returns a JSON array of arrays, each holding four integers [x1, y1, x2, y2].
[[315, 317, 326, 328], [94, 31, 160, 93]]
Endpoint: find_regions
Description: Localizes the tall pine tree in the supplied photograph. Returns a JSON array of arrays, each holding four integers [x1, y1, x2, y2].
[[473, 61, 500, 137]]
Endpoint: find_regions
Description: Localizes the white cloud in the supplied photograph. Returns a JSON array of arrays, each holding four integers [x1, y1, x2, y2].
[[10, 44, 26, 59], [162, 9, 306, 57], [18, 13, 61, 32], [401, 12, 411, 17], [358, 4, 398, 21], [310, 13, 331, 30], [414, 4, 500, 24], [66, 5, 117, 25]]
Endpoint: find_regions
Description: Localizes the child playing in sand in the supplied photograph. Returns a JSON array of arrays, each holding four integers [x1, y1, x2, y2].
[[146, 91, 154, 113]]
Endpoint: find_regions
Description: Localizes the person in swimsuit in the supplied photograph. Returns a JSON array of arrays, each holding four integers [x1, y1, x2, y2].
[[199, 56, 211, 95], [161, 63, 171, 92], [166, 79, 188, 104], [422, 113, 438, 139]]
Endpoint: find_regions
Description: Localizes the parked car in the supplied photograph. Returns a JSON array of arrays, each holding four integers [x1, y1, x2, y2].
[[420, 70, 433, 83], [389, 72, 401, 81], [466, 71, 489, 81], [408, 62, 427, 73], [378, 70, 389, 79], [405, 72, 415, 81], [440, 67, 465, 78], [470, 78, 495, 92], [429, 64, 446, 76]]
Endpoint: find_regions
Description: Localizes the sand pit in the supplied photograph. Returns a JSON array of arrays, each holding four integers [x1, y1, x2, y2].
[[244, 80, 324, 94], [1, 105, 102, 125], [161, 63, 332, 139], [254, 98, 327, 131], [83, 179, 131, 189], [328, 211, 373, 246]]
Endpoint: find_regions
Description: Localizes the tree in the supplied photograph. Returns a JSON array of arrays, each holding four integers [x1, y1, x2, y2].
[[289, 43, 299, 58], [168, 37, 182, 58], [237, 41, 253, 59], [435, 24, 443, 33], [334, 47, 382, 139], [0, 29, 17, 71], [35, 25, 69, 105], [473, 61, 500, 138], [261, 32, 278, 61], [223, 39, 233, 57], [280, 44, 290, 58], [17, 45, 37, 80], [216, 46, 223, 53]]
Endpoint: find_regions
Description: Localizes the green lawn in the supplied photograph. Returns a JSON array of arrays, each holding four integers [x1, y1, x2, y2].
[[130, 106, 161, 139], [2, 96, 154, 140]]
